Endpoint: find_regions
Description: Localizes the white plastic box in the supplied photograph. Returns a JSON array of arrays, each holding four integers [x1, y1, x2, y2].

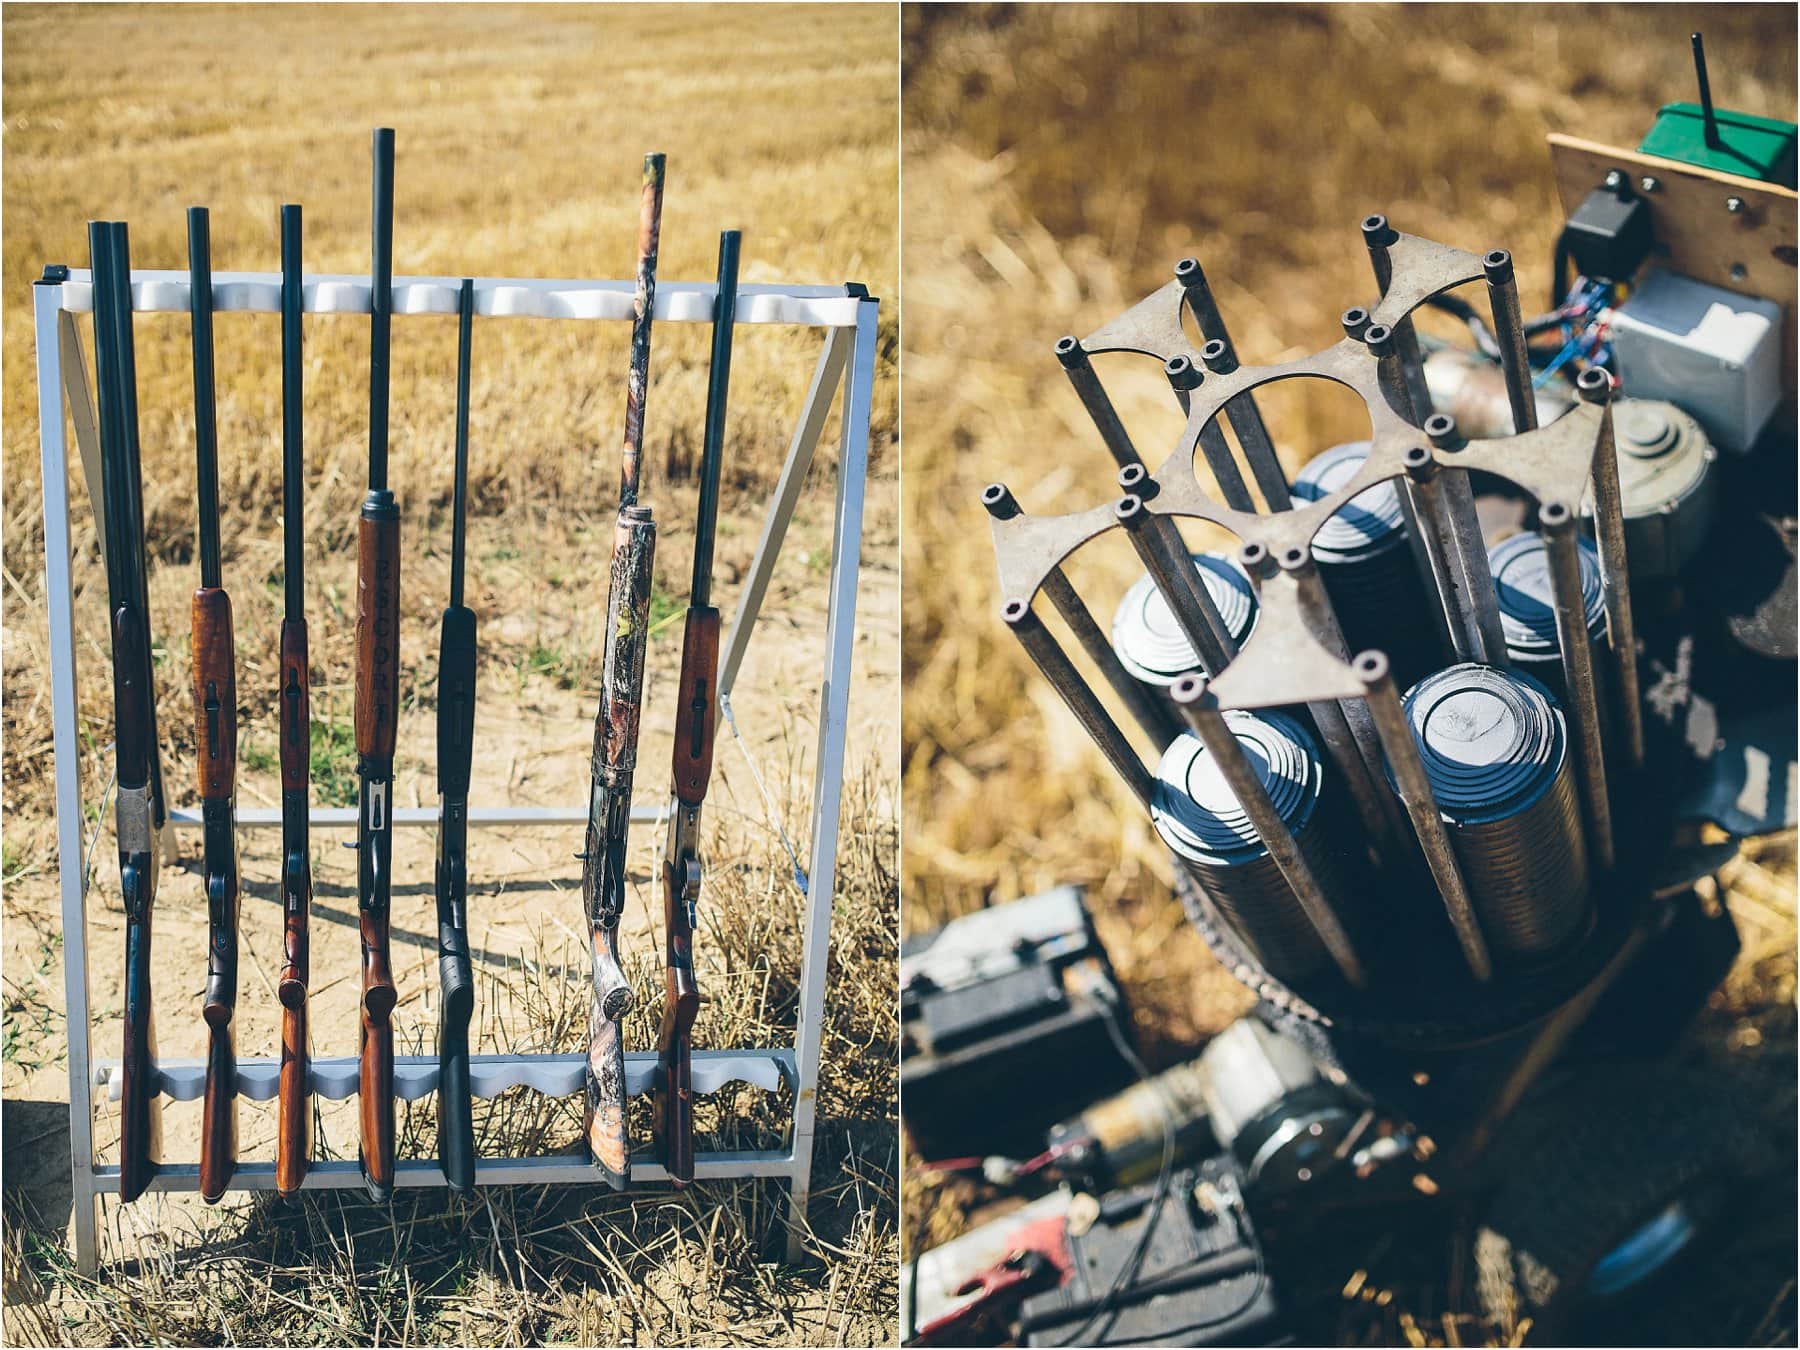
[[1606, 268, 1784, 454]]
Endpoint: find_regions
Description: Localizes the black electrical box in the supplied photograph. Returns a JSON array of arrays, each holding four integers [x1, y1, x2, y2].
[[902, 886, 1135, 1160], [1018, 1158, 1290, 1347], [1563, 182, 1653, 284]]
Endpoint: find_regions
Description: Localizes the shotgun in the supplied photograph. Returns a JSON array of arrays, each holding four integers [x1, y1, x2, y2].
[[435, 278, 479, 1194], [581, 151, 666, 1186], [89, 220, 165, 1203], [654, 230, 740, 1186], [187, 206, 240, 1203], [356, 125, 401, 1203], [275, 202, 313, 1199]]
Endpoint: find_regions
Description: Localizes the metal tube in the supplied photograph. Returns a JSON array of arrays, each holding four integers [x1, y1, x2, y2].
[[982, 484, 1180, 748], [1577, 369, 1645, 768], [690, 230, 740, 607], [1175, 258, 1291, 510], [1354, 651, 1493, 981], [1398, 441, 1478, 661], [1055, 336, 1141, 470], [1361, 215, 1433, 419], [1115, 494, 1235, 676], [187, 207, 221, 591], [1166, 356, 1253, 512], [1168, 677, 1367, 988], [1005, 599, 1155, 809], [1483, 250, 1537, 434], [1237, 544, 1394, 851], [451, 279, 473, 611], [1197, 338, 1291, 510], [368, 128, 395, 491], [1279, 547, 1408, 850], [1539, 502, 1614, 870]]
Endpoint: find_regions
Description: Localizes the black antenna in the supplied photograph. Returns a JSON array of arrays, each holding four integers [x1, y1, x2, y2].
[[451, 278, 473, 610], [188, 207, 222, 590], [368, 127, 396, 490], [1692, 32, 1721, 149], [281, 205, 305, 620]]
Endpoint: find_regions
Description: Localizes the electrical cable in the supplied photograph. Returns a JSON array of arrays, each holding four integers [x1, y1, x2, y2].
[[1045, 994, 1176, 1347]]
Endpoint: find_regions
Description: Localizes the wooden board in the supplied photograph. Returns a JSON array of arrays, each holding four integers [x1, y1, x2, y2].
[[1546, 132, 1797, 401]]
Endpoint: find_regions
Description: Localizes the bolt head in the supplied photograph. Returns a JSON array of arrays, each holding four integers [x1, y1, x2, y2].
[[1640, 175, 1660, 194], [1726, 196, 1746, 214], [1604, 169, 1625, 191], [1730, 262, 1748, 281]]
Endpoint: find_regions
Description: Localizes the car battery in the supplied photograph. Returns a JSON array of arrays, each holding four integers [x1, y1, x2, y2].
[[1017, 1157, 1289, 1347], [902, 886, 1135, 1160]]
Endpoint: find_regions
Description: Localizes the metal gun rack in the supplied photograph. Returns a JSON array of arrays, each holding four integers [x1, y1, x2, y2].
[[32, 266, 880, 1273]]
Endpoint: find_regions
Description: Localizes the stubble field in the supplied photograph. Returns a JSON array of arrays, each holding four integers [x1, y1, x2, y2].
[[901, 5, 1796, 1346], [2, 4, 898, 1345]]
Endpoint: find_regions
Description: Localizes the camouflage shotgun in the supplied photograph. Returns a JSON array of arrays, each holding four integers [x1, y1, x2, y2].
[[187, 206, 241, 1204], [355, 126, 401, 1203], [654, 229, 741, 1186], [275, 202, 313, 1199], [89, 220, 166, 1203], [435, 278, 479, 1195], [581, 151, 666, 1187]]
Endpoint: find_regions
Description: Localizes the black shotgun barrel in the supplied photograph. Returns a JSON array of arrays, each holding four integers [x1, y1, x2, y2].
[[689, 230, 740, 607]]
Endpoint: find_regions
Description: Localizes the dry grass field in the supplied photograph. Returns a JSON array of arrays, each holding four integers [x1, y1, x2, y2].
[[2, 4, 897, 1345], [901, 4, 1796, 1346]]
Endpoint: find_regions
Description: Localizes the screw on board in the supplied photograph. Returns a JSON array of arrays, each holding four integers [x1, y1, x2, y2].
[[1725, 196, 1746, 215], [1730, 262, 1749, 281], [1639, 176, 1661, 194]]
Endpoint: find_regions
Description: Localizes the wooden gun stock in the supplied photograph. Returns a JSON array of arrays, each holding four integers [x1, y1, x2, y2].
[[354, 498, 400, 1201], [275, 615, 312, 1197], [113, 602, 163, 1203], [358, 916, 397, 1197], [192, 586, 238, 1202], [118, 859, 161, 1204], [655, 605, 720, 1187], [670, 608, 721, 805]]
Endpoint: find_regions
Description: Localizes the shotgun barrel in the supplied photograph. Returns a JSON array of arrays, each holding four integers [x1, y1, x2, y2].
[[90, 220, 165, 1203], [188, 206, 241, 1204], [435, 278, 479, 1195], [581, 152, 668, 1187], [275, 202, 313, 1199], [655, 229, 741, 1186], [355, 126, 401, 1203]]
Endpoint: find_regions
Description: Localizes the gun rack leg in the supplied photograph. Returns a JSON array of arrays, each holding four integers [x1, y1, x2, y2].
[[720, 324, 855, 699], [784, 299, 877, 1264], [39, 288, 100, 1277]]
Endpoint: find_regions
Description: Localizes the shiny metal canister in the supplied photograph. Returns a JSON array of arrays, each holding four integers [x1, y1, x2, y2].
[[1293, 441, 1444, 687], [1580, 397, 1718, 582], [1400, 663, 1592, 959], [1150, 710, 1353, 985], [1488, 529, 1608, 699], [1111, 551, 1258, 687]]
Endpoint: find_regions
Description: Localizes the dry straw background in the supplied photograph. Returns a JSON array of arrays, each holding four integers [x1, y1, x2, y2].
[[902, 5, 1797, 1346], [2, 4, 897, 1345]]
